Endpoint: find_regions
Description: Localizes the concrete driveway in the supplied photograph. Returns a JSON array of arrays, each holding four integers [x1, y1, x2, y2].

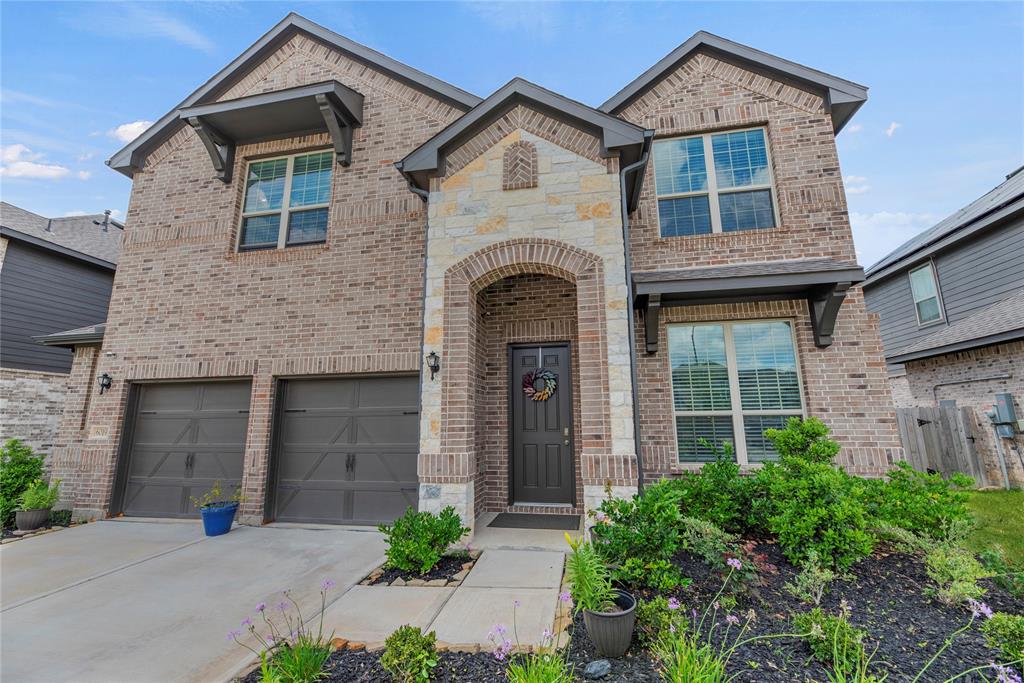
[[1, 520, 385, 683]]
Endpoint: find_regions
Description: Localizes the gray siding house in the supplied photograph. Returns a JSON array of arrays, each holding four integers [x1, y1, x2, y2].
[[0, 202, 123, 455], [863, 167, 1024, 485]]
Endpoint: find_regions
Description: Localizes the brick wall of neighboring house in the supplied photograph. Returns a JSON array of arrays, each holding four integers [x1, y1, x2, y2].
[[888, 371, 915, 408], [901, 341, 1024, 488], [0, 367, 66, 457], [54, 34, 465, 521], [473, 274, 583, 515]]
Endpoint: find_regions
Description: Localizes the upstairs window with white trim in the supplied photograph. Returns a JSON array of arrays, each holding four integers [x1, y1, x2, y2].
[[909, 262, 943, 325], [653, 128, 778, 237], [238, 150, 333, 251], [668, 320, 804, 464]]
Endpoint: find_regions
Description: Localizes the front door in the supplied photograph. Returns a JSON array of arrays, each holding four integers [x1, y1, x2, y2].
[[510, 344, 574, 505]]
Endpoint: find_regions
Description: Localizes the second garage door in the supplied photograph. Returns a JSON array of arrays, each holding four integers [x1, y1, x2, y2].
[[271, 376, 419, 525]]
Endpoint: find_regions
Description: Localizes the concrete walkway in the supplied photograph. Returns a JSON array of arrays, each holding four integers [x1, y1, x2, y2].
[[1, 520, 385, 683]]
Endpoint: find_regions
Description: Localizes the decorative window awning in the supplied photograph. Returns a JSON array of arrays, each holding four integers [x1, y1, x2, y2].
[[634, 258, 865, 351], [178, 80, 363, 183]]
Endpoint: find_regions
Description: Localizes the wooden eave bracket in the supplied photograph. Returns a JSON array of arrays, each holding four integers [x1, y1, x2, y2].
[[641, 293, 662, 354], [186, 116, 235, 183], [808, 281, 852, 348], [316, 94, 355, 168]]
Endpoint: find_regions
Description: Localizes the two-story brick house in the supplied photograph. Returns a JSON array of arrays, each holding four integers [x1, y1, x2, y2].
[[46, 13, 900, 527]]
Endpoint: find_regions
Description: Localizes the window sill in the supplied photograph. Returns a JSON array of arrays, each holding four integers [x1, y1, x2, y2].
[[657, 225, 783, 241], [671, 461, 773, 475], [227, 241, 329, 262]]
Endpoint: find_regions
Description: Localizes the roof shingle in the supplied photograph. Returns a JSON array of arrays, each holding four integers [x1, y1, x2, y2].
[[0, 202, 123, 265]]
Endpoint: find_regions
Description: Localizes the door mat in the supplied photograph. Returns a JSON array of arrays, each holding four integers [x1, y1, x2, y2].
[[488, 513, 580, 530]]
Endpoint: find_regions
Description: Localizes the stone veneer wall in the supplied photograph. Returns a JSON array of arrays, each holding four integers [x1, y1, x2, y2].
[[418, 120, 638, 526], [902, 340, 1024, 488], [0, 367, 67, 457]]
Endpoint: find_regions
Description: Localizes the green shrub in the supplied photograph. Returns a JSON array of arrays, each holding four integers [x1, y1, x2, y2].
[[614, 557, 689, 592], [765, 417, 840, 464], [381, 625, 437, 683], [0, 439, 45, 527], [784, 550, 836, 605], [19, 478, 61, 510], [678, 516, 736, 569], [590, 480, 682, 565], [564, 533, 616, 613], [49, 509, 72, 527], [981, 612, 1024, 663], [863, 462, 973, 540], [378, 507, 469, 575], [636, 596, 688, 647], [979, 546, 1024, 598], [925, 544, 987, 605], [670, 443, 752, 533], [793, 607, 866, 675]]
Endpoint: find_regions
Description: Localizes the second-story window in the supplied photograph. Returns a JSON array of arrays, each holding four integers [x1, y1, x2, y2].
[[909, 262, 943, 325], [653, 128, 777, 237], [239, 150, 333, 251]]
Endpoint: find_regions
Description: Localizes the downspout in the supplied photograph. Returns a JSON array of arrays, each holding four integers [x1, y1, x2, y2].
[[618, 131, 654, 494]]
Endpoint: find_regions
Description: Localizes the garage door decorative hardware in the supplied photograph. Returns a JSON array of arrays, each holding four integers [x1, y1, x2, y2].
[[522, 368, 557, 402]]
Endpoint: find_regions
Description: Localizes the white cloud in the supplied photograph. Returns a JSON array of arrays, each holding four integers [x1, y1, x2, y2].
[[850, 211, 940, 267], [461, 1, 563, 39], [0, 144, 69, 179], [63, 210, 87, 217], [74, 5, 215, 53], [845, 123, 863, 134], [77, 170, 92, 180], [846, 185, 871, 195], [108, 120, 153, 143], [843, 175, 870, 195], [885, 121, 902, 138]]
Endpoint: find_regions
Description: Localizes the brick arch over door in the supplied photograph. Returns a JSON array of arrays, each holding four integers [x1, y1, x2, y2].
[[440, 238, 613, 485]]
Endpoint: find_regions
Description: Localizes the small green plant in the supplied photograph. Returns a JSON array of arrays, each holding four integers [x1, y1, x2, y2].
[[229, 579, 336, 683], [49, 509, 72, 527], [378, 506, 469, 575], [190, 480, 243, 509], [979, 546, 1024, 598], [381, 625, 438, 683], [589, 480, 682, 566], [764, 416, 841, 464], [862, 462, 973, 540], [784, 550, 837, 605], [0, 439, 45, 526], [792, 605, 866, 675], [18, 478, 61, 510], [636, 596, 688, 647], [490, 602, 574, 682], [614, 557, 689, 591], [981, 612, 1024, 663], [564, 532, 616, 613], [678, 516, 736, 569], [925, 543, 988, 605]]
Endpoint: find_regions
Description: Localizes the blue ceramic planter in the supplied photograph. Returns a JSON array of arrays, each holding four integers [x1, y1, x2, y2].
[[200, 502, 238, 537]]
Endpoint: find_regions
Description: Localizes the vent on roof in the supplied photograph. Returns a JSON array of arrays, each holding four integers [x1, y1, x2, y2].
[[92, 209, 112, 232], [1007, 165, 1024, 181]]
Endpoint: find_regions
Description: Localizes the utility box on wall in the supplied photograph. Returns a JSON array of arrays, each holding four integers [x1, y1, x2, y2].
[[991, 393, 1019, 438]]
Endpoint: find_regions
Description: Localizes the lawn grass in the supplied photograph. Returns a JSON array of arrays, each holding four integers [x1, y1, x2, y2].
[[966, 490, 1024, 565]]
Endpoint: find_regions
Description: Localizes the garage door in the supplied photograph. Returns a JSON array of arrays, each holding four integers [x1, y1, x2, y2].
[[118, 381, 251, 518], [272, 376, 419, 525]]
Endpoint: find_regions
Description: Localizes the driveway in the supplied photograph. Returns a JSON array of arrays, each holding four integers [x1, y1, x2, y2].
[[1, 520, 385, 683]]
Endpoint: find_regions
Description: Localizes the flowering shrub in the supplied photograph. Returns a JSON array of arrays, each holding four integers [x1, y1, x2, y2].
[[378, 506, 469, 575], [589, 480, 682, 566], [981, 612, 1024, 663], [229, 580, 335, 683], [636, 596, 688, 647], [382, 625, 437, 683]]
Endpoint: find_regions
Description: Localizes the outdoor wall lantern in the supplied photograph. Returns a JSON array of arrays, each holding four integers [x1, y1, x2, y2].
[[98, 372, 113, 395], [425, 351, 441, 380]]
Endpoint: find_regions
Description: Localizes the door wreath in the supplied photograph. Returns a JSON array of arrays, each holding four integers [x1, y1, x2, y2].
[[522, 368, 557, 402]]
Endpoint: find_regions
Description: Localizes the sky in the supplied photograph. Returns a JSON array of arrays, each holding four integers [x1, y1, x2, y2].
[[1, 1, 1021, 267]]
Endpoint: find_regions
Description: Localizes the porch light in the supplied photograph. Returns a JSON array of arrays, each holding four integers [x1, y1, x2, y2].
[[98, 372, 113, 395], [425, 351, 441, 380]]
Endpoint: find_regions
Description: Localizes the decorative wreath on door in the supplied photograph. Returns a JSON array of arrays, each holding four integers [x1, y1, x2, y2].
[[522, 368, 558, 402]]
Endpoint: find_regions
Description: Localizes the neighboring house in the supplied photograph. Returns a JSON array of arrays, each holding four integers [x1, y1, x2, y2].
[[863, 167, 1024, 485], [41, 13, 901, 526], [0, 203, 122, 456]]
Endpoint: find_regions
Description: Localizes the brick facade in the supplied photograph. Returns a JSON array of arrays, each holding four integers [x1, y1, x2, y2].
[[0, 367, 66, 457]]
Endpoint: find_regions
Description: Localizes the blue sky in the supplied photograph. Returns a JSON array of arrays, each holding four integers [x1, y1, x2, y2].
[[1, 1, 1020, 266]]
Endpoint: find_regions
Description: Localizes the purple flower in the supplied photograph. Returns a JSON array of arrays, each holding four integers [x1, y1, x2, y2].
[[968, 598, 994, 619], [992, 664, 1023, 683], [493, 624, 507, 636], [542, 628, 552, 642], [255, 602, 266, 612], [241, 617, 253, 628], [725, 614, 740, 626], [726, 557, 742, 570], [321, 578, 336, 592], [669, 624, 676, 634], [226, 629, 242, 642], [594, 511, 607, 522], [667, 597, 681, 611], [559, 591, 572, 603], [514, 599, 521, 607], [276, 600, 288, 613]]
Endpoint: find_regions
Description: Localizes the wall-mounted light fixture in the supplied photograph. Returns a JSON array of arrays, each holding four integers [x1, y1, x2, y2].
[[98, 372, 113, 395], [425, 351, 441, 381]]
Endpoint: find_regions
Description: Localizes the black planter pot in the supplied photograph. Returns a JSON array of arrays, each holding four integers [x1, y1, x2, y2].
[[582, 589, 636, 658], [15, 508, 50, 531]]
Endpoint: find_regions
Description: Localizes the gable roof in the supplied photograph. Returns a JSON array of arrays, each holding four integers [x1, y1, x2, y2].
[[0, 202, 123, 268], [864, 166, 1024, 283], [599, 31, 868, 133], [888, 288, 1024, 363], [398, 77, 650, 198], [106, 13, 482, 177]]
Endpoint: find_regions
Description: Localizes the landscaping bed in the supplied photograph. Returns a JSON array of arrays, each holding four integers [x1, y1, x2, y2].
[[362, 552, 479, 587]]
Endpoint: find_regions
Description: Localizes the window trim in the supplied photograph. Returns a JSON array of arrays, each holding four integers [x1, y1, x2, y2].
[[908, 261, 945, 327], [654, 126, 780, 237], [237, 149, 333, 252], [668, 319, 806, 467]]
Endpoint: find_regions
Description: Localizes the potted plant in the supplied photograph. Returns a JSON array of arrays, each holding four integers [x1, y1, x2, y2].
[[190, 481, 243, 537], [15, 478, 61, 531], [564, 533, 636, 658]]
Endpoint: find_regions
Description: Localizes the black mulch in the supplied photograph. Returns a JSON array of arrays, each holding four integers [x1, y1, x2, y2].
[[1, 519, 72, 540], [368, 554, 473, 586], [243, 649, 508, 682]]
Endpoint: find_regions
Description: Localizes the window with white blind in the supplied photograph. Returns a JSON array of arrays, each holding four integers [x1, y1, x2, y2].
[[908, 262, 944, 325], [238, 150, 333, 251], [668, 320, 804, 464], [653, 128, 778, 237]]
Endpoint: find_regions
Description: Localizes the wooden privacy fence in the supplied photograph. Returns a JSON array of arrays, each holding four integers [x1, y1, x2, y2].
[[895, 405, 992, 486]]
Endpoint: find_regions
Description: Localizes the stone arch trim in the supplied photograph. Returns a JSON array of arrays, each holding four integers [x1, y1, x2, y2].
[[439, 238, 613, 483], [502, 140, 538, 191]]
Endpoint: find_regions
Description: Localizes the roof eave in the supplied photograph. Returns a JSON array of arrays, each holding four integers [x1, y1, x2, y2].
[[0, 226, 117, 270], [888, 327, 1024, 364]]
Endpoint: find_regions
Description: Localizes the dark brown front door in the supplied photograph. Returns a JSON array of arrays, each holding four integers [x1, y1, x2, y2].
[[510, 345, 574, 505]]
